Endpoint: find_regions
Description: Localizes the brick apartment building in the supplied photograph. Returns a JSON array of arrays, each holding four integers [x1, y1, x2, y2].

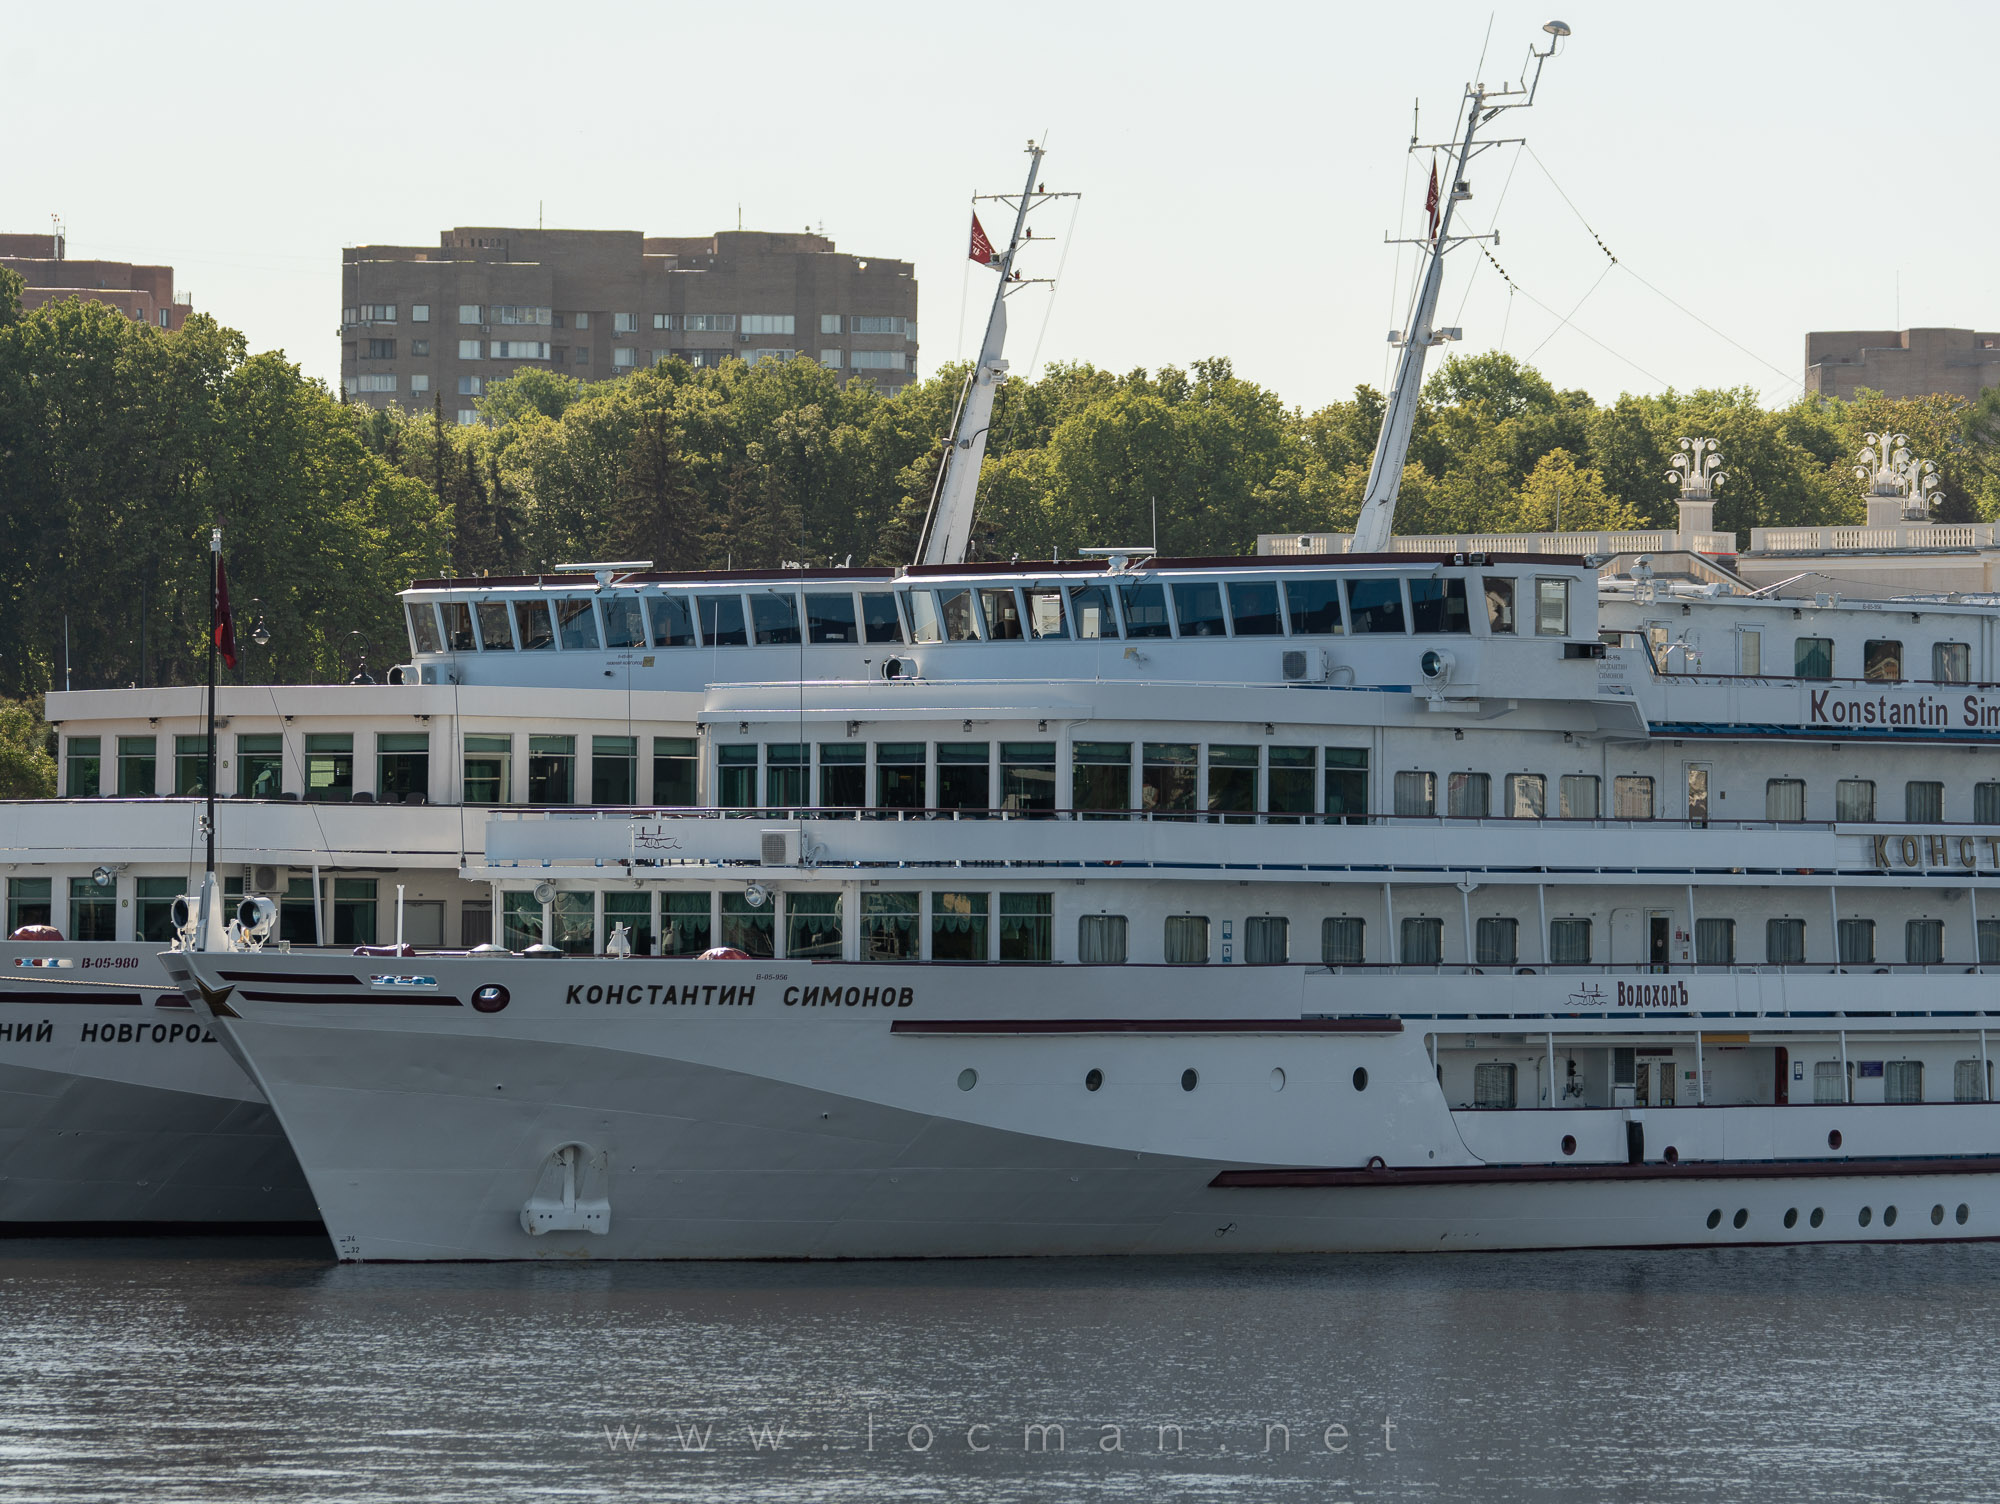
[[340, 227, 919, 419], [1805, 327, 2000, 402], [0, 232, 192, 329]]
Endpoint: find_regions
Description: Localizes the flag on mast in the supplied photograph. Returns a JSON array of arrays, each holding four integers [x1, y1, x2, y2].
[[1424, 159, 1441, 240], [968, 213, 994, 266], [213, 554, 238, 670]]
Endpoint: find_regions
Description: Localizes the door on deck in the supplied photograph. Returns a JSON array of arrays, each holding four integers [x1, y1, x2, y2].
[[1649, 911, 1671, 971], [1611, 908, 1645, 965]]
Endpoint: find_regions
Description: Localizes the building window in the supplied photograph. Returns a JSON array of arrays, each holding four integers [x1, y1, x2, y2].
[[304, 733, 352, 802], [720, 892, 776, 958], [357, 373, 396, 392], [741, 314, 795, 335], [1885, 1059, 1924, 1103], [1765, 778, 1805, 822], [1534, 577, 1570, 636], [1322, 916, 1366, 964], [1164, 914, 1210, 964], [850, 315, 908, 335], [411, 305, 430, 323], [1767, 917, 1806, 964], [785, 892, 842, 960], [1506, 773, 1545, 818], [818, 349, 843, 367], [360, 304, 396, 322], [1475, 917, 1517, 966], [527, 734, 575, 803], [575, 347, 590, 365], [457, 376, 482, 396], [848, 350, 906, 370], [490, 341, 550, 359], [116, 735, 156, 797], [1863, 639, 1903, 681], [65, 736, 101, 797], [1393, 770, 1436, 818], [1244, 915, 1289, 964], [999, 894, 1053, 961], [1935, 642, 1971, 683], [1073, 741, 1131, 816], [458, 339, 480, 359], [817, 742, 865, 810], [174, 734, 210, 796], [1906, 780, 1943, 822], [1473, 1062, 1518, 1109], [68, 876, 116, 941], [651, 313, 673, 330], [7, 877, 51, 932], [1325, 747, 1368, 822], [1142, 743, 1197, 818], [820, 313, 843, 334], [932, 892, 989, 960], [612, 312, 638, 333], [492, 306, 550, 325], [457, 410, 478, 426], [1078, 913, 1128, 963], [410, 373, 430, 391], [458, 305, 481, 324], [1836, 779, 1876, 822], [1400, 916, 1443, 964], [364, 339, 395, 360], [237, 733, 282, 798], [683, 313, 734, 332], [613, 347, 636, 368], [1695, 917, 1735, 964], [1837, 917, 1875, 965], [1559, 774, 1600, 819], [1549, 918, 1592, 964], [652, 737, 696, 806], [1447, 771, 1490, 818], [464, 734, 512, 804], [861, 892, 919, 959], [936, 742, 990, 812], [1794, 637, 1833, 678], [1612, 775, 1654, 819]]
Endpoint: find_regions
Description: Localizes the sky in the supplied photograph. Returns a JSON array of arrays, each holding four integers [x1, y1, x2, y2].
[[10, 0, 1998, 413]]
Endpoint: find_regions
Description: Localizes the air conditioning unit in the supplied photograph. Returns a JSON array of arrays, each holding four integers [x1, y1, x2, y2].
[[760, 829, 800, 866], [1282, 650, 1328, 682], [242, 864, 289, 896]]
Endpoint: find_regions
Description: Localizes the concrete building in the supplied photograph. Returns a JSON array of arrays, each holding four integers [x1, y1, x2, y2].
[[0, 232, 192, 330], [1805, 327, 2000, 403], [339, 227, 919, 419]]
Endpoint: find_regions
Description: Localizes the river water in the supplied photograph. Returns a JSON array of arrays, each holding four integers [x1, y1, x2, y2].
[[0, 1235, 1990, 1502]]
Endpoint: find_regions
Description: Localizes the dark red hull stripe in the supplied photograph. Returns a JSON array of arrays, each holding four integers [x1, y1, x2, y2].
[[1211, 1155, 2000, 1190], [217, 971, 362, 985], [0, 990, 143, 1006], [237, 990, 463, 1008], [891, 1017, 1403, 1036]]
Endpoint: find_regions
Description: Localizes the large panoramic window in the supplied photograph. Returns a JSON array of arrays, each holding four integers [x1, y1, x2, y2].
[[1344, 577, 1406, 634], [1229, 581, 1284, 635], [1283, 579, 1342, 635], [1409, 576, 1471, 634]]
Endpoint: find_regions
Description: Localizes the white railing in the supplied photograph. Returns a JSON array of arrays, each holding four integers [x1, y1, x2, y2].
[[1749, 523, 2000, 552], [1259, 530, 1738, 557]]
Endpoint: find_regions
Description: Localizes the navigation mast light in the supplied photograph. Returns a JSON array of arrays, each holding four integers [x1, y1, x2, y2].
[[1543, 20, 1571, 36]]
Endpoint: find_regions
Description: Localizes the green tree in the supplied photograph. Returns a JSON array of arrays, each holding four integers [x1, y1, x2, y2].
[[0, 698, 55, 797]]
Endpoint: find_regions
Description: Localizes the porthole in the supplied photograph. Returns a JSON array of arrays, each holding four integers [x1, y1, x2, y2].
[[1663, 1146, 1679, 1165], [1352, 1067, 1369, 1092], [1270, 1067, 1286, 1092], [1859, 1206, 1873, 1227], [957, 1068, 977, 1092], [1181, 1068, 1198, 1092], [1560, 1134, 1576, 1157], [1706, 1209, 1722, 1229], [1085, 1068, 1103, 1092], [1932, 1204, 1945, 1226], [1810, 1208, 1825, 1228], [1733, 1208, 1748, 1229], [471, 983, 510, 1013], [1783, 1208, 1799, 1229], [1958, 1203, 1971, 1225], [1883, 1205, 1897, 1228], [1828, 1129, 1843, 1151]]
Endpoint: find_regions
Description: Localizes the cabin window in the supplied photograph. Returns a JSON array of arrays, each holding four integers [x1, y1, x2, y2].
[[816, 743, 864, 809], [1393, 770, 1436, 817], [861, 893, 919, 960], [1073, 742, 1132, 816], [441, 601, 477, 652], [1473, 1062, 1517, 1110], [599, 596, 645, 650], [876, 742, 926, 811], [1767, 918, 1806, 965], [1534, 578, 1569, 637], [937, 742, 991, 812], [1142, 743, 1198, 819], [603, 893, 653, 956], [1837, 918, 1875, 965], [1548, 918, 1592, 964], [377, 733, 430, 804], [476, 601, 516, 650], [1863, 639, 1903, 681], [1118, 582, 1171, 638], [939, 589, 981, 642], [1321, 916, 1366, 964], [1325, 748, 1368, 822], [1484, 577, 1517, 634], [1000, 894, 1053, 961], [1793, 637, 1832, 678], [1447, 772, 1490, 818], [861, 592, 905, 644], [1981, 920, 2000, 965], [407, 603, 443, 655], [501, 891, 542, 951], [64, 736, 101, 798], [751, 593, 801, 646], [1172, 582, 1227, 637], [1956, 1059, 1990, 1102], [661, 893, 712, 956], [1559, 774, 1600, 820], [1906, 780, 1944, 822], [588, 736, 637, 804], [907, 591, 944, 643], [1267, 746, 1315, 821], [554, 597, 601, 651], [720, 892, 776, 958], [1907, 919, 1945, 966], [135, 876, 184, 943], [303, 733, 352, 803], [1975, 783, 2000, 825], [1164, 914, 1210, 964], [333, 877, 379, 947], [1207, 745, 1258, 822], [1506, 773, 1546, 818], [172, 735, 210, 797], [1935, 642, 1971, 683], [1836, 779, 1876, 822], [1228, 580, 1284, 636], [1409, 576, 1471, 634], [936, 892, 1000, 964], [716, 746, 758, 808], [6, 877, 51, 932], [1244, 915, 1289, 964], [1400, 916, 1443, 964], [802, 592, 857, 645], [1885, 1060, 1924, 1104], [1814, 1060, 1846, 1103], [464, 734, 512, 804], [1284, 579, 1343, 635], [1612, 775, 1654, 819], [1068, 584, 1118, 639], [118, 735, 157, 797], [646, 595, 696, 648], [1000, 742, 1056, 815], [1344, 576, 1406, 634], [67, 876, 116, 942], [697, 595, 748, 647], [1695, 918, 1735, 965], [1475, 917, 1517, 966], [527, 735, 575, 803], [785, 893, 843, 961], [1765, 778, 1806, 822], [980, 588, 1025, 640], [1078, 914, 1129, 963], [1024, 589, 1067, 639], [515, 600, 556, 651]]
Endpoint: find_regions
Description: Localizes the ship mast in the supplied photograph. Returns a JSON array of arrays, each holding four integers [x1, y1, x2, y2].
[[916, 143, 1075, 567], [1350, 21, 1570, 555]]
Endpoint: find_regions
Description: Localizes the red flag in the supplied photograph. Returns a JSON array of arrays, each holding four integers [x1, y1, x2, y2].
[[213, 554, 238, 669], [1424, 159, 1441, 240], [968, 213, 994, 265]]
